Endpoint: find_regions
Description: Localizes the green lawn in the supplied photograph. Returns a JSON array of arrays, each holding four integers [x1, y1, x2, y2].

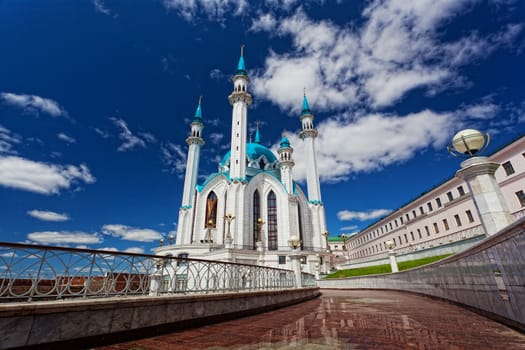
[[324, 254, 452, 279]]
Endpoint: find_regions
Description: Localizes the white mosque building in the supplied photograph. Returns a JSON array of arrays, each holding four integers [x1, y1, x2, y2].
[[155, 51, 330, 275]]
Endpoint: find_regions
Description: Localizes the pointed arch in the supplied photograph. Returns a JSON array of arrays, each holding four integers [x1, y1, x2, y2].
[[253, 189, 260, 249], [267, 190, 278, 250], [297, 202, 304, 250], [205, 191, 218, 228]]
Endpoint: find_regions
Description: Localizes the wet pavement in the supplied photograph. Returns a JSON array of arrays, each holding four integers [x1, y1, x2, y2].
[[97, 290, 525, 349]]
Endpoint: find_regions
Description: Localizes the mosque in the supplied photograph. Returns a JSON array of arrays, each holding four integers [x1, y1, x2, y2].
[[155, 50, 330, 275]]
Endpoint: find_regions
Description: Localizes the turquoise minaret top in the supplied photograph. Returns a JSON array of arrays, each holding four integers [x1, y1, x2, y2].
[[280, 136, 291, 148], [236, 45, 247, 76], [254, 127, 261, 144], [302, 92, 311, 115], [193, 97, 202, 122]]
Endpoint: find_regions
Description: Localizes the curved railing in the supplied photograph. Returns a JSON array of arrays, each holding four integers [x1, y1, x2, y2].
[[0, 242, 316, 302]]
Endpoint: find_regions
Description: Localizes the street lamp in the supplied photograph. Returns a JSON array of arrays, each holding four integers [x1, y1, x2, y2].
[[224, 213, 235, 248], [256, 217, 265, 242], [288, 235, 302, 288], [168, 233, 175, 245], [449, 129, 512, 236], [385, 240, 399, 273], [159, 238, 165, 247], [321, 231, 330, 252]]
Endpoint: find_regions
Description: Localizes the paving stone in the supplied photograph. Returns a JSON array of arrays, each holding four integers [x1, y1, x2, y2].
[[97, 290, 525, 349]]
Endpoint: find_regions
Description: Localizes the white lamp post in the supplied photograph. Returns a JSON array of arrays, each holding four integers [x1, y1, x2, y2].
[[449, 129, 512, 236], [255, 218, 265, 252], [224, 213, 235, 249], [288, 235, 302, 288], [385, 240, 399, 273]]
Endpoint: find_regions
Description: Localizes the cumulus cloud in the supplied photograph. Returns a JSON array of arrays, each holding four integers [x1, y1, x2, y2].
[[110, 117, 153, 152], [0, 156, 95, 194], [27, 231, 102, 244], [161, 142, 187, 177], [339, 225, 358, 231], [57, 132, 76, 143], [101, 224, 164, 242], [338, 209, 392, 221], [1, 92, 68, 117], [209, 132, 224, 144], [251, 1, 523, 112], [278, 109, 455, 183], [0, 125, 21, 154], [124, 247, 145, 254], [27, 210, 69, 222], [92, 0, 113, 16], [209, 68, 226, 81]]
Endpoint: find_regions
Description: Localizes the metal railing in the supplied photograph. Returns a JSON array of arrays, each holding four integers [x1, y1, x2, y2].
[[0, 242, 316, 302]]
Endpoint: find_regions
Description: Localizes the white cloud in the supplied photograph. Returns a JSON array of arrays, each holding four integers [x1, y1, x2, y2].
[[27, 231, 102, 244], [124, 247, 145, 254], [339, 225, 358, 231], [0, 125, 21, 154], [57, 132, 76, 143], [101, 224, 164, 242], [462, 102, 500, 120], [27, 210, 69, 222], [92, 0, 112, 16], [162, 0, 248, 22], [278, 109, 455, 183], [338, 209, 392, 221], [251, 1, 522, 111], [249, 13, 277, 32], [161, 142, 187, 177], [209, 132, 224, 144], [139, 132, 157, 143], [0, 156, 95, 194], [209, 68, 226, 81], [93, 127, 110, 138], [110, 117, 149, 152], [1, 92, 68, 117]]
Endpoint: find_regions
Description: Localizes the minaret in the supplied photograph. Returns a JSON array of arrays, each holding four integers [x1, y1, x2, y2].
[[227, 46, 252, 181], [278, 135, 295, 194], [176, 98, 205, 244], [299, 92, 327, 250], [299, 92, 321, 203]]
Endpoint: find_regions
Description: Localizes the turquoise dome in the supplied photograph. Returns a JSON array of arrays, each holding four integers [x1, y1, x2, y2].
[[220, 142, 277, 167]]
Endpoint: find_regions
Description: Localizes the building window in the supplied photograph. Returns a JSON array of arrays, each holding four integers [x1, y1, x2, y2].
[[443, 219, 450, 231], [425, 226, 430, 236], [419, 206, 424, 215], [253, 190, 260, 249], [433, 222, 439, 234], [267, 191, 278, 251], [417, 229, 422, 239], [395, 219, 398, 227], [454, 214, 462, 227], [205, 191, 218, 228], [457, 186, 465, 196], [502, 161, 515, 176], [297, 203, 304, 249], [412, 210, 416, 218], [436, 197, 442, 208], [427, 202, 433, 212], [516, 190, 525, 207], [177, 253, 189, 266], [389, 222, 393, 230], [466, 210, 475, 223], [410, 232, 415, 241], [278, 256, 286, 264], [400, 217, 404, 224], [406, 214, 410, 221], [404, 234, 408, 243], [447, 192, 453, 201]]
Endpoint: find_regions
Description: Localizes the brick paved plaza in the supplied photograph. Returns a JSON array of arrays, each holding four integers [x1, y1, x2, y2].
[[98, 290, 525, 349]]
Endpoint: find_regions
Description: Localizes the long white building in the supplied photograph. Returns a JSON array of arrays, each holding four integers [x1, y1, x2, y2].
[[345, 135, 525, 265]]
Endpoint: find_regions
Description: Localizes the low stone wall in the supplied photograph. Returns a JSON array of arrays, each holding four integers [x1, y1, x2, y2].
[[0, 287, 320, 349], [319, 217, 525, 331]]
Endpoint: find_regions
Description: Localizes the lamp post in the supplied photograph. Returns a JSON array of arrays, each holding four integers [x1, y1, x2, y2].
[[321, 231, 331, 272], [448, 129, 512, 236], [385, 240, 399, 273], [224, 213, 235, 248], [159, 238, 165, 247], [255, 217, 265, 253], [288, 235, 302, 288], [340, 233, 349, 260], [168, 233, 175, 245]]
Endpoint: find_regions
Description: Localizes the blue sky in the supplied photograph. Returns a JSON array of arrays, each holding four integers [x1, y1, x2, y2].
[[1, 0, 524, 254]]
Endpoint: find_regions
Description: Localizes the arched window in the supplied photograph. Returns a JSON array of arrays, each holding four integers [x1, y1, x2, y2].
[[253, 190, 260, 249], [297, 203, 304, 249], [267, 191, 278, 250], [205, 192, 217, 228]]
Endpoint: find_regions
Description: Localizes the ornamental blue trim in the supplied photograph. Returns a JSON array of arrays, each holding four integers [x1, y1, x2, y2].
[[180, 205, 192, 210], [309, 199, 323, 205]]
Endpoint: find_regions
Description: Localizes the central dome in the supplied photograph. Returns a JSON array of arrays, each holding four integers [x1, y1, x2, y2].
[[220, 142, 278, 167]]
